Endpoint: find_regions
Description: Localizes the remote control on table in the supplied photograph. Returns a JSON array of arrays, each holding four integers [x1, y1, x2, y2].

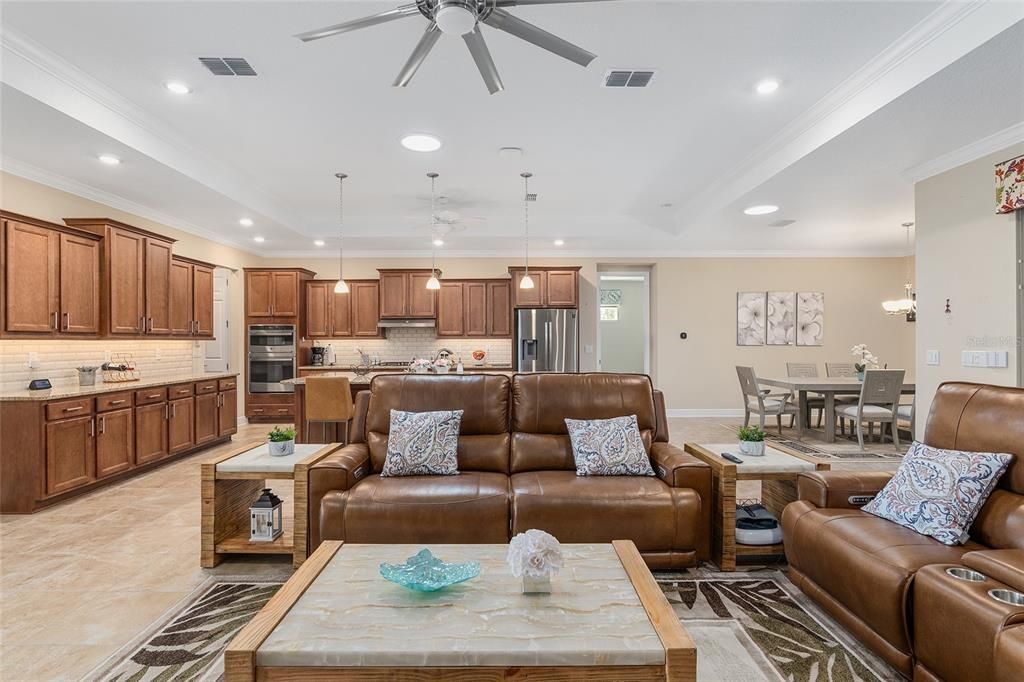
[[721, 452, 744, 464]]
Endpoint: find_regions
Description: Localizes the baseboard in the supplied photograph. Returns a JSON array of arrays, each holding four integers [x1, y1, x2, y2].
[[667, 409, 745, 418], [236, 416, 249, 427]]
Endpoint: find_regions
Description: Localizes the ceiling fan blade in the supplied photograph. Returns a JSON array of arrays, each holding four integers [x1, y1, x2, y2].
[[495, 0, 613, 6], [463, 26, 504, 95], [294, 3, 420, 42], [393, 23, 443, 87], [483, 8, 595, 67]]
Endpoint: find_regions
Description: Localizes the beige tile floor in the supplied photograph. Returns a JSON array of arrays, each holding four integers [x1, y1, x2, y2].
[[0, 418, 899, 681]]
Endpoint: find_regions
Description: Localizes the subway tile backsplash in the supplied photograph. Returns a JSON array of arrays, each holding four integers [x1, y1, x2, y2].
[[315, 328, 512, 367]]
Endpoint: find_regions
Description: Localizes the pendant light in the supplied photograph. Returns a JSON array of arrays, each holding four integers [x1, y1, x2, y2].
[[881, 222, 915, 320], [519, 171, 535, 289], [425, 172, 441, 290], [333, 172, 349, 294]]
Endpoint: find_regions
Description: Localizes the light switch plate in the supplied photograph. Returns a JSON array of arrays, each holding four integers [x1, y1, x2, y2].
[[926, 350, 940, 366], [27, 352, 39, 369]]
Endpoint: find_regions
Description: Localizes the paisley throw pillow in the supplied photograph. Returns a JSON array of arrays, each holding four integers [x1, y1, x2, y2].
[[565, 415, 654, 477], [381, 409, 463, 477], [862, 440, 1013, 545]]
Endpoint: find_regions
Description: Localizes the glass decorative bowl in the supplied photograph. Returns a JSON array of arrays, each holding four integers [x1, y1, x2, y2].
[[379, 549, 481, 592]]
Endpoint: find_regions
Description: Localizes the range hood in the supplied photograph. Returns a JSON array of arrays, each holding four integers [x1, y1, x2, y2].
[[378, 319, 436, 329]]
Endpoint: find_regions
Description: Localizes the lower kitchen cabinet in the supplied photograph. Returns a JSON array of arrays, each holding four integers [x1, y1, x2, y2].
[[168, 397, 195, 454], [195, 392, 220, 445], [135, 402, 168, 465], [95, 408, 134, 478], [218, 388, 238, 436], [45, 415, 95, 496]]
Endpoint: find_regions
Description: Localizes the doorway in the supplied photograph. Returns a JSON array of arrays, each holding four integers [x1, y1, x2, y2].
[[597, 271, 651, 374], [204, 268, 232, 372]]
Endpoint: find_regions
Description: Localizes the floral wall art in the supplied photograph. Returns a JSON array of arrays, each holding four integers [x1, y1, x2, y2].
[[796, 292, 825, 346], [737, 291, 825, 346], [736, 292, 766, 346], [766, 292, 796, 345], [995, 154, 1024, 214]]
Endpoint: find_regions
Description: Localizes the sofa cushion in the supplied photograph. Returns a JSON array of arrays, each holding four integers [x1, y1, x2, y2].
[[566, 415, 655, 477], [380, 409, 462, 477], [510, 471, 699, 551]]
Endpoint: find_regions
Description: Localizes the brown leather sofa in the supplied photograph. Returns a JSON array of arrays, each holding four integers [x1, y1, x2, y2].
[[309, 372, 711, 569], [782, 382, 1024, 680]]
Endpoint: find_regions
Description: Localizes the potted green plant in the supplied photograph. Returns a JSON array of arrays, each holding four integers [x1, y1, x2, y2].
[[737, 425, 766, 457], [267, 426, 297, 457]]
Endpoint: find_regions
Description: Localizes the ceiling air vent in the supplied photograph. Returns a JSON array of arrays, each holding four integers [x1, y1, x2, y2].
[[199, 57, 257, 76], [604, 69, 655, 88], [767, 219, 796, 228]]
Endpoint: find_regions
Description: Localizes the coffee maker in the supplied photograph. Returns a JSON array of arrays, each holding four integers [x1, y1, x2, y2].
[[310, 345, 327, 367]]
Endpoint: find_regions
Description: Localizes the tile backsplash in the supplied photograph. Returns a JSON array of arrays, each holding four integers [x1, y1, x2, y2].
[[0, 339, 201, 392], [315, 328, 512, 367]]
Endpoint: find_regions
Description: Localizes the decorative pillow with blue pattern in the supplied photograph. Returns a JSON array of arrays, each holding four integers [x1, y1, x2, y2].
[[381, 409, 463, 477], [862, 440, 1013, 545], [565, 415, 655, 477]]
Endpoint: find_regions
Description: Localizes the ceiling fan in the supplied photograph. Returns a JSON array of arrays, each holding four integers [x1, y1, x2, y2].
[[294, 0, 608, 94]]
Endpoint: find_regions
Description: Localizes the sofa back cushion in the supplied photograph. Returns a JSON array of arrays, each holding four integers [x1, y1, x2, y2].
[[510, 373, 657, 473], [366, 374, 511, 474], [924, 382, 1024, 549]]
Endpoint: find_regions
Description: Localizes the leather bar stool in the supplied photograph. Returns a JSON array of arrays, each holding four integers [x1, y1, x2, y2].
[[305, 376, 354, 444]]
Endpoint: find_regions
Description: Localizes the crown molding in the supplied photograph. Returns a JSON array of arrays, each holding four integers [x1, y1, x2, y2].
[[268, 248, 913, 259], [902, 121, 1024, 183]]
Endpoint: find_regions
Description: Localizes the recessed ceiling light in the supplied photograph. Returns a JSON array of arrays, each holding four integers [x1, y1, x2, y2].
[[553, 239, 565, 246], [401, 134, 441, 152], [253, 236, 265, 243], [165, 81, 191, 95], [97, 154, 121, 165], [314, 239, 325, 247], [238, 218, 254, 227], [755, 79, 780, 95], [743, 204, 779, 216]]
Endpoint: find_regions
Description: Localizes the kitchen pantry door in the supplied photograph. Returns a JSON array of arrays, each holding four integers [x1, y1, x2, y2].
[[204, 269, 232, 372]]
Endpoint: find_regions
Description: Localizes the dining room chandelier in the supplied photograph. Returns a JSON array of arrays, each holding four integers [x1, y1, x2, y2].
[[881, 222, 915, 320], [519, 171, 535, 290], [425, 172, 441, 290], [333, 172, 349, 294]]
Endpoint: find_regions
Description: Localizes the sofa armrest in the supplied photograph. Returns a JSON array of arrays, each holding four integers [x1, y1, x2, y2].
[[796, 471, 893, 509], [651, 442, 711, 561], [308, 444, 369, 551], [963, 550, 1024, 594]]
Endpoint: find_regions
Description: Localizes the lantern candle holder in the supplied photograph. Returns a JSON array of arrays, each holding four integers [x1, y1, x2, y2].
[[250, 488, 283, 542]]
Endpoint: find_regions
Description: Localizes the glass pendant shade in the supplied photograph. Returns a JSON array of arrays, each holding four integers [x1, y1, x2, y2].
[[426, 273, 441, 290], [334, 279, 349, 294], [334, 172, 348, 296], [519, 273, 535, 290]]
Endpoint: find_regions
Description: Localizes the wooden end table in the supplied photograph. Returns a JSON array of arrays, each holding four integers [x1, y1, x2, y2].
[[201, 441, 342, 568], [684, 442, 830, 571]]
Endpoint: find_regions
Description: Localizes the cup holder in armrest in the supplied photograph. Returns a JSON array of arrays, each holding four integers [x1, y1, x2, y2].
[[988, 589, 1024, 607], [946, 567, 986, 582]]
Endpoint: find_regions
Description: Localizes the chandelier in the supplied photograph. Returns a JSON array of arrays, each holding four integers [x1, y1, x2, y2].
[[882, 222, 915, 320]]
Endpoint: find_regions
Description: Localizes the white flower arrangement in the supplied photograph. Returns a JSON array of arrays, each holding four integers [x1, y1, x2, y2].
[[506, 529, 564, 580], [850, 344, 880, 372], [409, 358, 432, 373]]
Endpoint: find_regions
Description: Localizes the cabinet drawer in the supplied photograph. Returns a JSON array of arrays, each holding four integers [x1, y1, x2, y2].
[[218, 377, 237, 391], [195, 381, 218, 395], [167, 383, 194, 399], [45, 398, 94, 421], [96, 392, 133, 412], [135, 387, 167, 405]]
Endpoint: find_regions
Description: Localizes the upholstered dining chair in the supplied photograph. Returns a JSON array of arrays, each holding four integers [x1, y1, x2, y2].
[[786, 362, 824, 429], [305, 376, 354, 444], [834, 369, 905, 450], [737, 366, 799, 435]]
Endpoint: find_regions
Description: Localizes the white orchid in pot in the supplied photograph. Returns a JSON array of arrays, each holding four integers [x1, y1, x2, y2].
[[850, 344, 880, 381], [507, 529, 564, 594]]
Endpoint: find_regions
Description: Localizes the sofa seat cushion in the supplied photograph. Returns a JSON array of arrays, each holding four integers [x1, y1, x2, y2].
[[330, 473, 510, 544], [510, 471, 700, 551], [784, 501, 985, 656]]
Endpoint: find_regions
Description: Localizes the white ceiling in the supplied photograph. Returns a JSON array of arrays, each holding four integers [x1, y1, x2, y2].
[[1, 1, 1022, 257]]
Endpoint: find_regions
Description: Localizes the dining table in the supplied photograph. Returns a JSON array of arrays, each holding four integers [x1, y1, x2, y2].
[[757, 376, 916, 443]]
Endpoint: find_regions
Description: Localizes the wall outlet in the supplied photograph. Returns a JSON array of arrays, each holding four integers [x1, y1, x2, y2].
[[27, 352, 39, 369], [926, 350, 940, 366], [961, 350, 1008, 368]]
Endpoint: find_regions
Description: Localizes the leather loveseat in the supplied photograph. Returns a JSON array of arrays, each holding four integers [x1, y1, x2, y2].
[[782, 382, 1024, 680], [309, 372, 711, 569]]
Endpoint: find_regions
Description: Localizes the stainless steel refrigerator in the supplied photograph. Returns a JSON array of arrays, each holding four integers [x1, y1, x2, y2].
[[516, 308, 578, 372]]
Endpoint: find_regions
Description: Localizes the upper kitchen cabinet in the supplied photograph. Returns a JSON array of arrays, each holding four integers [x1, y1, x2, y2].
[[436, 279, 512, 338], [245, 268, 315, 318], [378, 269, 438, 319], [351, 281, 381, 337], [2, 212, 100, 336], [508, 267, 580, 309], [304, 280, 381, 338], [170, 256, 216, 338]]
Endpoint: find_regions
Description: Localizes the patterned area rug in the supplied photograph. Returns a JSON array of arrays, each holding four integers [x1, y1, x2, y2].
[[88, 571, 898, 682], [765, 431, 907, 460]]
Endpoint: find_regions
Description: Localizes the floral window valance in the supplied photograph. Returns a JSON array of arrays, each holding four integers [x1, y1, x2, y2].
[[995, 154, 1024, 214]]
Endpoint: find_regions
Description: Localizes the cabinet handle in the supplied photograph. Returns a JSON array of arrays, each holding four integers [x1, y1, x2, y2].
[[52, 311, 59, 330], [147, 393, 161, 399], [63, 312, 70, 330], [277, 408, 288, 413], [89, 419, 95, 437], [99, 416, 105, 434], [253, 408, 264, 413], [172, 402, 176, 418], [147, 317, 153, 333], [109, 399, 125, 405], [140, 316, 145, 332], [164, 404, 169, 419], [63, 406, 84, 412]]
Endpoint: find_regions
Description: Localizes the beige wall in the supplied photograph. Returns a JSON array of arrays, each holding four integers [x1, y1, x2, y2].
[[915, 143, 1024, 434]]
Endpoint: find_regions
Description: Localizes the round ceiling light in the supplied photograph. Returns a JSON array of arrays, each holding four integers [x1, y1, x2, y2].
[[239, 218, 254, 227], [756, 79, 780, 95], [743, 204, 779, 216], [165, 81, 191, 95], [253, 236, 265, 243], [401, 134, 442, 152], [553, 239, 565, 246], [98, 154, 121, 165], [314, 239, 325, 247], [432, 238, 444, 247], [435, 1, 477, 35]]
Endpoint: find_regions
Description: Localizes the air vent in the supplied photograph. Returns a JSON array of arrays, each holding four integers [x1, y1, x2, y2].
[[767, 219, 796, 228], [604, 69, 655, 88], [525, 193, 537, 202], [199, 57, 257, 76]]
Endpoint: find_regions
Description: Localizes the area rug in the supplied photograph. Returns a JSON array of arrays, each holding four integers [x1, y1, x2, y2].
[[764, 431, 907, 460], [87, 570, 898, 682]]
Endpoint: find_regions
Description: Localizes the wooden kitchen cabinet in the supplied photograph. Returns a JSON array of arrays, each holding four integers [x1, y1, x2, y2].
[[331, 286, 353, 336], [305, 281, 331, 338], [168, 397, 195, 454], [171, 257, 216, 337], [145, 238, 173, 334], [486, 281, 512, 336], [465, 282, 488, 337], [194, 391, 220, 445], [192, 263, 214, 336], [218, 388, 238, 436], [246, 270, 274, 317], [169, 258, 194, 335], [351, 281, 381, 337], [437, 282, 465, 337], [95, 408, 134, 479], [305, 280, 381, 338], [45, 415, 96, 496], [436, 279, 512, 338], [409, 272, 437, 317], [245, 268, 313, 318], [508, 267, 580, 309], [378, 271, 408, 318], [378, 269, 437, 318], [510, 270, 545, 308], [58, 234, 100, 334], [135, 401, 168, 465], [546, 269, 579, 307]]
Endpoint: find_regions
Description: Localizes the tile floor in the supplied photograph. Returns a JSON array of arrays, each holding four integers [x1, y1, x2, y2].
[[0, 418, 899, 681]]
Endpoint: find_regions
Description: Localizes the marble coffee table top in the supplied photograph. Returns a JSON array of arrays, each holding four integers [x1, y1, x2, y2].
[[215, 443, 326, 474], [256, 543, 665, 668]]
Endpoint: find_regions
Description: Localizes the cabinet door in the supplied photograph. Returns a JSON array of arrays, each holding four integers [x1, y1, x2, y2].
[[218, 389, 238, 436], [45, 415, 95, 495], [511, 271, 545, 308], [351, 282, 380, 337], [465, 282, 487, 337], [246, 271, 273, 317], [378, 272, 408, 318], [168, 397, 195, 454], [5, 219, 58, 333], [305, 282, 331, 338], [58, 233, 100, 335], [546, 270, 578, 307], [270, 271, 299, 317], [169, 259, 194, 336], [145, 239, 173, 334], [408, 272, 437, 317], [437, 283, 465, 337], [96, 408, 134, 478], [194, 392, 219, 445], [486, 281, 512, 337], [193, 265, 214, 337], [135, 402, 168, 464], [108, 228, 146, 334], [331, 285, 353, 336]]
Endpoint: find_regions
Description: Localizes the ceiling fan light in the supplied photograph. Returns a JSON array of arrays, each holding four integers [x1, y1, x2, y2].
[[519, 274, 535, 290], [334, 279, 350, 294], [435, 2, 476, 35]]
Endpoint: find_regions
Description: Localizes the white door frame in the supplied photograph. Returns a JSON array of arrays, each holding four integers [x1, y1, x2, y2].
[[596, 270, 651, 375], [204, 268, 231, 373]]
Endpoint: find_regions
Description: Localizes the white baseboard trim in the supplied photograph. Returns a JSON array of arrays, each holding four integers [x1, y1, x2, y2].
[[666, 409, 745, 418], [237, 416, 249, 427]]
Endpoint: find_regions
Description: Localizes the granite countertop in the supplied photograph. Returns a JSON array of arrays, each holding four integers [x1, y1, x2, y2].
[[299, 364, 513, 371], [0, 371, 238, 401], [286, 369, 516, 386]]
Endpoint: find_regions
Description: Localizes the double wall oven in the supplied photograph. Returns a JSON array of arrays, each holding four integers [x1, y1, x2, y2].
[[248, 324, 296, 393]]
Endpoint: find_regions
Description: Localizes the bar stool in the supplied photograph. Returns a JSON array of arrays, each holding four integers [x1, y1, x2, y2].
[[304, 376, 354, 444]]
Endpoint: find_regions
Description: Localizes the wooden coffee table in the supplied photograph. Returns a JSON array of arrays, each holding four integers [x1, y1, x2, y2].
[[225, 541, 696, 681], [684, 442, 830, 571]]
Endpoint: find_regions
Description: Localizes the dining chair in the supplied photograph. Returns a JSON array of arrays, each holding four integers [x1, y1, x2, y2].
[[786, 362, 824, 428], [825, 362, 857, 377], [305, 376, 354, 444], [737, 366, 800, 435], [896, 396, 916, 440], [834, 369, 905, 450]]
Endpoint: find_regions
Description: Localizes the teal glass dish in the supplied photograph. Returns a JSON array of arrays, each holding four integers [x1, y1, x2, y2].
[[379, 549, 481, 592]]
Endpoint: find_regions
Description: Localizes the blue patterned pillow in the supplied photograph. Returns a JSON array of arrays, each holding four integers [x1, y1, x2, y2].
[[565, 415, 655, 477], [381, 409, 463, 477], [862, 441, 1013, 545]]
